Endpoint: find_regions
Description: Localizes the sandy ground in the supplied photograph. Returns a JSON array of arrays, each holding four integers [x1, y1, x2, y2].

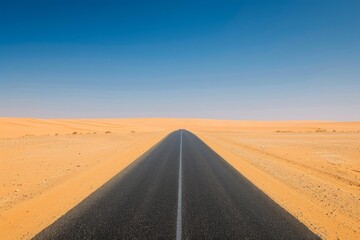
[[0, 118, 171, 239], [194, 129, 360, 240], [1, 118, 359, 239]]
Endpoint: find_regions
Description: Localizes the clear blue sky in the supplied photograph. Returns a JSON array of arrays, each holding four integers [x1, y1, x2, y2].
[[1, 0, 359, 120]]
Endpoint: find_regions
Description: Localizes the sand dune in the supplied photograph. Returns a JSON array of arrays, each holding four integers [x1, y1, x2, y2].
[[0, 118, 359, 239]]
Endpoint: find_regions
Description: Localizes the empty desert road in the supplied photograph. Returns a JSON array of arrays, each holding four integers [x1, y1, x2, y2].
[[34, 130, 319, 240]]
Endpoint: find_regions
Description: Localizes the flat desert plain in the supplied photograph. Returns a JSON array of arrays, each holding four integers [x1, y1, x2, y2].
[[0, 118, 359, 239]]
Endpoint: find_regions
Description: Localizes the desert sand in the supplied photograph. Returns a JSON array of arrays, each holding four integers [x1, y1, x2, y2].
[[0, 118, 170, 239], [1, 118, 359, 239], [195, 130, 360, 240]]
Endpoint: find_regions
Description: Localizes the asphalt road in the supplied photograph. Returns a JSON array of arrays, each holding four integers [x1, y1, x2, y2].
[[34, 130, 319, 240]]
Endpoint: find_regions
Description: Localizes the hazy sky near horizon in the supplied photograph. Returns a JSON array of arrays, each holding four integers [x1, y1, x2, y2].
[[1, 0, 359, 120]]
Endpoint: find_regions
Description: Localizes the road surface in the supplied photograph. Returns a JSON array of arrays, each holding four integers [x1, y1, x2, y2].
[[34, 130, 318, 239]]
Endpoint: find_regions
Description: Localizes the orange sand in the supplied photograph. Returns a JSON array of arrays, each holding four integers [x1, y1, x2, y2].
[[0, 118, 170, 239], [1, 118, 359, 239]]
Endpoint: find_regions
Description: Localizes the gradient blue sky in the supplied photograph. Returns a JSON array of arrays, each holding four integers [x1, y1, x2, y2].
[[1, 0, 359, 120]]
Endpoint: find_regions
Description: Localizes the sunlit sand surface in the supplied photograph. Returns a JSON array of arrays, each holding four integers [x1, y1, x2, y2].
[[0, 118, 359, 239]]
